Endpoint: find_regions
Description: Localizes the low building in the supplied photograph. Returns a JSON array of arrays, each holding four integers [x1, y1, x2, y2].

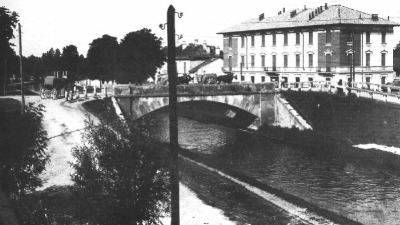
[[218, 4, 399, 85]]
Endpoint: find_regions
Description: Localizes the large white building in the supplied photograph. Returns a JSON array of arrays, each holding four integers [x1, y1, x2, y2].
[[218, 4, 399, 85]]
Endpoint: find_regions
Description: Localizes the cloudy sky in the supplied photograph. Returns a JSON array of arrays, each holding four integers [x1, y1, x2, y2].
[[2, 0, 400, 57]]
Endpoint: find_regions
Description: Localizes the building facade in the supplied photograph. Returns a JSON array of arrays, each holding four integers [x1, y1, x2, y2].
[[218, 4, 399, 85]]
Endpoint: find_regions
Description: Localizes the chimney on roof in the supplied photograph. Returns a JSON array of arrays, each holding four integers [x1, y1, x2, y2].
[[283, 8, 285, 13], [388, 16, 390, 20], [278, 11, 281, 15], [309, 13, 312, 20], [259, 13, 264, 21], [372, 14, 379, 21], [315, 8, 318, 15], [304, 5, 307, 10], [325, 3, 328, 9], [312, 11, 315, 18], [290, 10, 297, 18]]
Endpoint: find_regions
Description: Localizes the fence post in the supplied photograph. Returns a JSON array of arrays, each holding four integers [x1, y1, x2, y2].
[[93, 85, 97, 98], [84, 86, 87, 99]]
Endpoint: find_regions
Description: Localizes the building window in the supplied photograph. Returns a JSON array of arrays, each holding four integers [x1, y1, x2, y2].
[[241, 56, 245, 67], [309, 31, 313, 45], [366, 31, 371, 43], [382, 32, 386, 44], [308, 54, 313, 67], [326, 54, 332, 72], [296, 54, 300, 68], [382, 53, 386, 66], [241, 74, 245, 81], [261, 76, 265, 82], [326, 29, 331, 43], [272, 33, 276, 46], [347, 32, 353, 43], [296, 32, 300, 45], [366, 53, 370, 67], [284, 32, 288, 45], [228, 56, 232, 71], [241, 36, 245, 48], [272, 55, 276, 71], [228, 37, 232, 47], [251, 55, 255, 67], [261, 55, 265, 67], [284, 55, 288, 68], [261, 34, 265, 47], [251, 35, 255, 47], [348, 53, 353, 67]]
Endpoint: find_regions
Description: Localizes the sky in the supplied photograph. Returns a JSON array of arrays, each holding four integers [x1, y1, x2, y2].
[[2, 0, 400, 57]]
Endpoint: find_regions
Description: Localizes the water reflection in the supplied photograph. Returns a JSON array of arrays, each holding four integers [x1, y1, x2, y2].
[[135, 110, 400, 225]]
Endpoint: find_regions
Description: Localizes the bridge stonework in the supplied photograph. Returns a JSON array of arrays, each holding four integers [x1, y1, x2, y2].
[[114, 83, 277, 128]]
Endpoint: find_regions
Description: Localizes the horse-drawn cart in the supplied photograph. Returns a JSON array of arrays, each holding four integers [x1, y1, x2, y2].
[[39, 76, 67, 99]]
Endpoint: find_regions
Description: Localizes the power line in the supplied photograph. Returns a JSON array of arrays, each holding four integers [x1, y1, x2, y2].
[[46, 124, 100, 140]]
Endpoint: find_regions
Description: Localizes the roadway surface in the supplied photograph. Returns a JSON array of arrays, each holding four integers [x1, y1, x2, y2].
[[1, 95, 235, 224]]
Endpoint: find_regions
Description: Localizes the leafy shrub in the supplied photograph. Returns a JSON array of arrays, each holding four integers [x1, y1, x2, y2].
[[0, 101, 49, 195], [71, 116, 170, 224]]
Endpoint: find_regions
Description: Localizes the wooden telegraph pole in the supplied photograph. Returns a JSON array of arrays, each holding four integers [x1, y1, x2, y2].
[[3, 60, 6, 96], [167, 5, 179, 225], [19, 23, 25, 113]]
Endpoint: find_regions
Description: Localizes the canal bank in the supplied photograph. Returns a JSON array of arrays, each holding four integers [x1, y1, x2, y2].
[[129, 97, 400, 225]]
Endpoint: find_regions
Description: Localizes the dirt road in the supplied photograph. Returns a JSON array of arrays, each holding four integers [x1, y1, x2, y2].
[[18, 95, 236, 224]]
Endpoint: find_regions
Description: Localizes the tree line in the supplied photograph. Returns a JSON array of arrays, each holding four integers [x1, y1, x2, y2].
[[1, 7, 166, 89]]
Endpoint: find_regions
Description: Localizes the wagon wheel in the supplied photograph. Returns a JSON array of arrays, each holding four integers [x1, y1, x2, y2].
[[51, 88, 58, 99], [39, 88, 46, 99], [45, 90, 52, 99]]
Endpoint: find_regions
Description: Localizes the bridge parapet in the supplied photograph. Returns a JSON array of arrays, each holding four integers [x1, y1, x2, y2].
[[114, 83, 275, 97]]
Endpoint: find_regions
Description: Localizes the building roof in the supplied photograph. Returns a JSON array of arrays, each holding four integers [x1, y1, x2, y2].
[[218, 5, 399, 34], [189, 58, 220, 73]]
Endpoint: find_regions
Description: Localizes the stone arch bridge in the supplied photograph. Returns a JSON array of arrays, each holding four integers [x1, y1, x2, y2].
[[113, 83, 310, 129]]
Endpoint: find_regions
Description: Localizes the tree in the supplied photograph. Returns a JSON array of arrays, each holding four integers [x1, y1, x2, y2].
[[118, 28, 165, 84], [0, 7, 19, 91], [24, 55, 44, 81], [0, 101, 49, 195], [177, 43, 208, 57], [86, 34, 118, 83], [71, 116, 170, 224], [42, 48, 62, 76], [61, 45, 80, 83]]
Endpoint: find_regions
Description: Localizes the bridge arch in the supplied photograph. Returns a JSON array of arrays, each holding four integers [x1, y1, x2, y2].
[[126, 95, 270, 121], [114, 83, 277, 128]]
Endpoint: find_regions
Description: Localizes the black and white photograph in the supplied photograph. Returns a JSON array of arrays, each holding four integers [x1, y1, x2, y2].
[[1, 0, 400, 224]]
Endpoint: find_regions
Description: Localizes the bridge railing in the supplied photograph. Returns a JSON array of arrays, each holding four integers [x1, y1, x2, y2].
[[279, 80, 400, 104], [113, 83, 276, 97]]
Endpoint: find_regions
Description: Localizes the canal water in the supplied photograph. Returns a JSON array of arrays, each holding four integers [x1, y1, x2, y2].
[[135, 108, 400, 225]]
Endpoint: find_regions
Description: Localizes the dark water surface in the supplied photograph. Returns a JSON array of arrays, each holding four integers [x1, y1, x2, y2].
[[135, 110, 400, 225]]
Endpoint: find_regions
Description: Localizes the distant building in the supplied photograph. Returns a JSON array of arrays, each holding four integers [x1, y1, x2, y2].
[[156, 41, 222, 83], [218, 4, 400, 85]]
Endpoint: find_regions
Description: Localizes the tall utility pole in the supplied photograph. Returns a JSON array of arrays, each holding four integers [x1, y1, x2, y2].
[[19, 23, 25, 113], [3, 60, 6, 96], [352, 31, 355, 87], [167, 5, 179, 225]]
